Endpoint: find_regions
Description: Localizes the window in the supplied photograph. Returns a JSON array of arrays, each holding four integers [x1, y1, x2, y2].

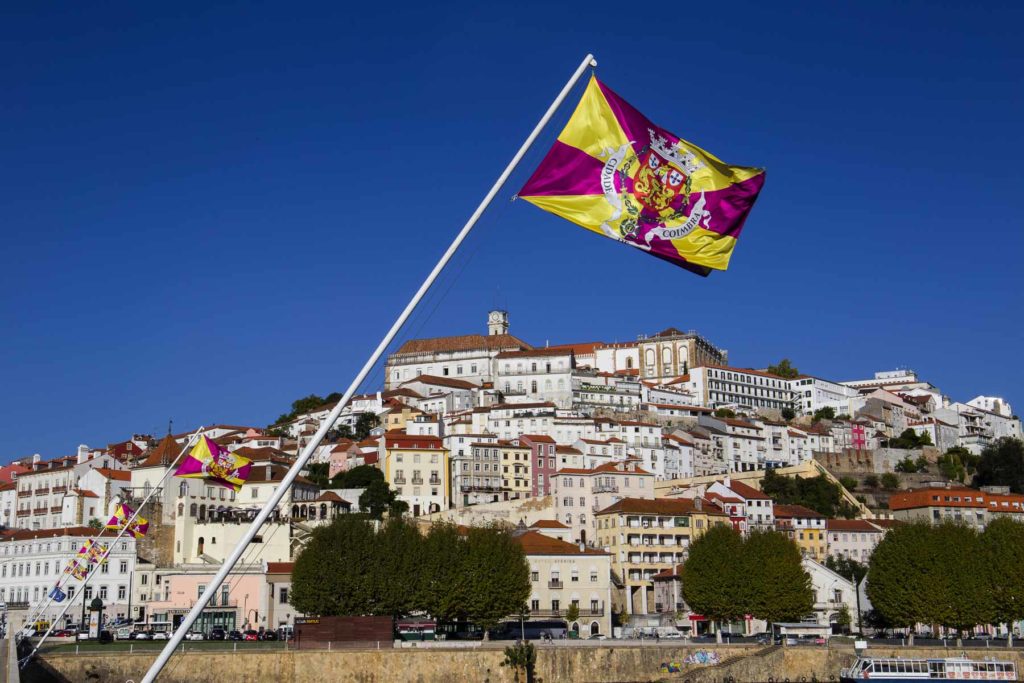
[[221, 585, 230, 606], [280, 587, 289, 604], [99, 586, 108, 600], [118, 585, 127, 600], [531, 599, 540, 611], [531, 571, 539, 582], [120, 561, 128, 574]]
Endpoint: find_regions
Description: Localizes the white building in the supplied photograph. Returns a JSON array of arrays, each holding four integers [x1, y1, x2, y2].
[[495, 348, 574, 408], [790, 376, 860, 416], [967, 395, 1014, 418], [636, 328, 728, 383], [384, 310, 531, 389], [0, 526, 137, 627], [686, 365, 798, 414]]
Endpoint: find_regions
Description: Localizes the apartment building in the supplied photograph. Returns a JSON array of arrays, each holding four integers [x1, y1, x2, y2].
[[379, 433, 449, 515], [551, 460, 655, 544], [774, 504, 827, 561]]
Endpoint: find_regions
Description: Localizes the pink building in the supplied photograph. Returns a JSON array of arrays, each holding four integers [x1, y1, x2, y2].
[[143, 569, 268, 635], [520, 434, 557, 497]]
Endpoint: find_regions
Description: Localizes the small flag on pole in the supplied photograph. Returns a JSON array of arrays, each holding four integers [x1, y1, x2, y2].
[[48, 586, 67, 603], [105, 503, 149, 539], [64, 560, 89, 580], [174, 435, 252, 492], [77, 540, 108, 565], [519, 75, 765, 274]]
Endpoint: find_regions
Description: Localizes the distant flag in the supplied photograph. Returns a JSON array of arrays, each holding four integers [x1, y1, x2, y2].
[[519, 75, 765, 274], [64, 560, 89, 580], [48, 586, 67, 603], [105, 503, 149, 539], [77, 540, 108, 565], [174, 435, 252, 492]]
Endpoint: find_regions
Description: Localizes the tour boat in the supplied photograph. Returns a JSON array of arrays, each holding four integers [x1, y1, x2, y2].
[[840, 656, 1017, 683]]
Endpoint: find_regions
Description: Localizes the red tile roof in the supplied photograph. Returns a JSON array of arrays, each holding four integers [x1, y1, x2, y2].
[[95, 468, 130, 481], [596, 497, 727, 516], [495, 348, 573, 359], [514, 530, 608, 556], [403, 374, 477, 390], [774, 504, 824, 519], [720, 479, 771, 500], [529, 519, 568, 529], [394, 334, 531, 355], [826, 519, 883, 532]]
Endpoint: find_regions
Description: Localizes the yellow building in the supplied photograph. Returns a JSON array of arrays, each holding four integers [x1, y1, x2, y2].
[[773, 504, 827, 561], [383, 401, 425, 432], [499, 439, 532, 501], [595, 497, 730, 615], [379, 432, 449, 516]]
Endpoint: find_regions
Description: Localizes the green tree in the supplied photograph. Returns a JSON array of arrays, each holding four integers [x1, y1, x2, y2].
[[565, 602, 580, 626], [760, 469, 857, 518], [813, 407, 836, 422], [290, 515, 378, 616], [743, 529, 814, 625], [914, 455, 930, 473], [766, 359, 800, 379], [836, 604, 852, 631], [331, 464, 384, 488], [889, 428, 932, 450], [359, 479, 408, 520], [305, 462, 330, 487], [894, 457, 919, 473], [839, 476, 858, 492], [981, 518, 1024, 647], [713, 408, 736, 419], [930, 522, 994, 643], [462, 525, 531, 638], [866, 522, 937, 644], [781, 407, 796, 421], [973, 437, 1024, 493], [419, 523, 471, 623], [502, 641, 538, 683], [354, 412, 381, 440], [87, 518, 103, 531], [880, 473, 900, 490], [681, 525, 747, 643], [863, 474, 880, 489], [825, 555, 868, 585], [371, 518, 426, 618]]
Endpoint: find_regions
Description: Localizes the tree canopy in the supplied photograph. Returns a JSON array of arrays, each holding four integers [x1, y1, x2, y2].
[[973, 437, 1024, 493], [291, 516, 530, 631], [682, 525, 812, 640], [760, 468, 859, 518], [888, 428, 933, 450], [812, 407, 836, 422], [766, 359, 800, 379], [866, 521, 1005, 641]]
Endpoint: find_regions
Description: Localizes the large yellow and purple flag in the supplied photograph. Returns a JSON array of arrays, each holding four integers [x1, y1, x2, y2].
[[174, 435, 252, 492], [77, 540, 108, 565], [519, 76, 765, 274], [105, 503, 149, 539]]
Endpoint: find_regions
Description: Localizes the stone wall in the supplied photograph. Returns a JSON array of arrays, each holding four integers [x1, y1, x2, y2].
[[34, 644, 1024, 683]]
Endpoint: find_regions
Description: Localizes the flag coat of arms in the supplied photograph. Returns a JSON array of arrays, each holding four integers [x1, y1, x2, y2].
[[105, 503, 149, 539], [519, 76, 765, 274], [77, 540, 108, 565], [64, 559, 89, 579], [175, 435, 252, 492]]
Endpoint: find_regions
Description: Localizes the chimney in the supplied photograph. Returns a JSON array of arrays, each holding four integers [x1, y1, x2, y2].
[[695, 497, 703, 511], [723, 476, 731, 489], [77, 445, 90, 465], [266, 464, 272, 480], [578, 541, 585, 552], [32, 453, 41, 466]]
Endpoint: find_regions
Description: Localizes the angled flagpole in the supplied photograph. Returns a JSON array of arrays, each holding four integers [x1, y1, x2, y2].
[[140, 52, 597, 682]]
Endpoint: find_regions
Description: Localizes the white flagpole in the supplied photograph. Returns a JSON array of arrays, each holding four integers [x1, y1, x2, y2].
[[20, 428, 205, 666], [139, 52, 597, 682]]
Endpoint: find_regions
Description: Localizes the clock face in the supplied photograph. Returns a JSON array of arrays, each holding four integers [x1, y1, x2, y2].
[[490, 312, 502, 322]]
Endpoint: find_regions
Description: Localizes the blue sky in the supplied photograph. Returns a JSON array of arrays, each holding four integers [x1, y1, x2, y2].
[[2, 2, 1021, 459]]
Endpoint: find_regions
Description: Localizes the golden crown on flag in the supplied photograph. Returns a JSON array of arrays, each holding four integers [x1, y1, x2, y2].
[[648, 129, 703, 175]]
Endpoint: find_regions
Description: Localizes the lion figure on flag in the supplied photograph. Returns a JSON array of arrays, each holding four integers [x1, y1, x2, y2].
[[632, 129, 704, 215]]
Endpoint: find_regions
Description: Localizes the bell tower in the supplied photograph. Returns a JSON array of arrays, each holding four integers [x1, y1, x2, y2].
[[487, 310, 509, 336]]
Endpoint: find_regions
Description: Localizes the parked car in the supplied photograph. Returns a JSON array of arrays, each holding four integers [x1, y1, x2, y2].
[[208, 627, 226, 641], [660, 631, 683, 640], [131, 631, 151, 640], [260, 630, 279, 641], [185, 631, 205, 641], [588, 634, 608, 641], [243, 630, 259, 641], [228, 630, 244, 641], [152, 631, 170, 641]]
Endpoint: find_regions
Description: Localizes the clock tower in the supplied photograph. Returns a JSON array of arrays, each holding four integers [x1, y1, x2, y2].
[[487, 310, 509, 336]]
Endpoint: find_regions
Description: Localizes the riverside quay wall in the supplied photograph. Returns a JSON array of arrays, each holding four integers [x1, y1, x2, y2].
[[33, 644, 1024, 683]]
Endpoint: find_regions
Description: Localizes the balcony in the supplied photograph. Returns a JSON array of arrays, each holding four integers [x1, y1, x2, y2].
[[411, 477, 424, 485], [548, 579, 563, 589], [32, 507, 47, 515], [393, 477, 407, 485], [592, 483, 619, 494], [36, 487, 50, 495], [16, 509, 30, 517], [530, 605, 605, 618], [52, 486, 68, 494], [17, 490, 32, 498], [50, 506, 63, 514], [460, 484, 502, 493], [429, 476, 441, 486]]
